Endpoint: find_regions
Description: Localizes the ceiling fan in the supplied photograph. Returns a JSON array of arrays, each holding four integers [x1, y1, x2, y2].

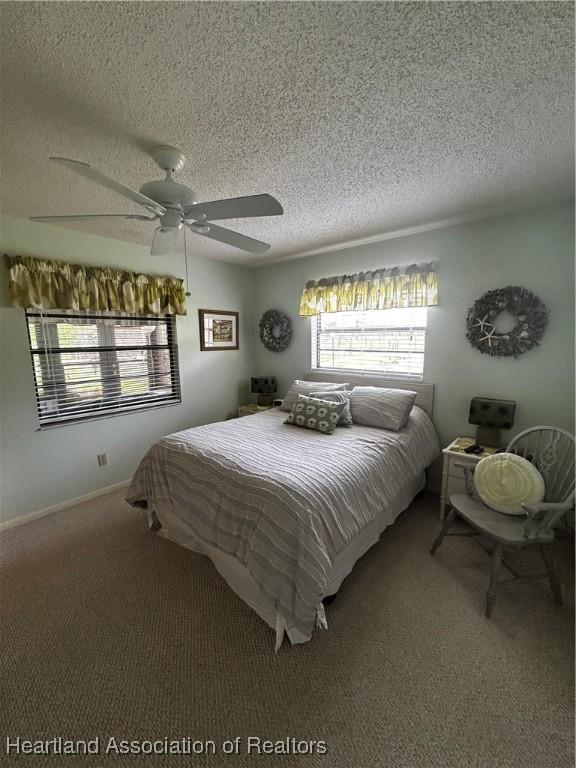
[[31, 145, 283, 256]]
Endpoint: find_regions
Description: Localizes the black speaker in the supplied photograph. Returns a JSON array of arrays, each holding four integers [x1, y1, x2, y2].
[[251, 377, 277, 406], [468, 397, 516, 447]]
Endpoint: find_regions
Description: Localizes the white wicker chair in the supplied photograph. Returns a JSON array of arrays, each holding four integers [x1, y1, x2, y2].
[[431, 426, 575, 618]]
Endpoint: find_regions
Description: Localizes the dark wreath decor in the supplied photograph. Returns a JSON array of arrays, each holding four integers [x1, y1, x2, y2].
[[466, 286, 548, 358], [259, 309, 293, 352]]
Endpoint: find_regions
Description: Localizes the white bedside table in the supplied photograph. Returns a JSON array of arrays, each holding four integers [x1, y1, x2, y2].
[[440, 437, 501, 519], [237, 403, 273, 418]]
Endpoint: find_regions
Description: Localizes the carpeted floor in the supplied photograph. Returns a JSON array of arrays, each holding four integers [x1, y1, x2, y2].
[[1, 490, 573, 768]]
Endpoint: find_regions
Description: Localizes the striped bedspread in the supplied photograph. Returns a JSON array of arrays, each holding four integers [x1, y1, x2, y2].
[[126, 407, 440, 637]]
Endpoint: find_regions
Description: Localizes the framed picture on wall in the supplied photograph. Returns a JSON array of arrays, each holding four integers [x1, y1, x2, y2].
[[198, 309, 239, 351]]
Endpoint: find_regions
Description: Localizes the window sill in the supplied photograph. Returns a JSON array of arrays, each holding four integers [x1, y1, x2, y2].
[[36, 398, 182, 430]]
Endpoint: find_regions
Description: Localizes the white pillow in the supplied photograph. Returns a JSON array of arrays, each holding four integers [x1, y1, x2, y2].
[[349, 386, 417, 431], [280, 380, 349, 412], [473, 453, 545, 516]]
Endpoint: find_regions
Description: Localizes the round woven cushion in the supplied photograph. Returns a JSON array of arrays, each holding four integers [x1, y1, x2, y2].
[[474, 453, 545, 516]]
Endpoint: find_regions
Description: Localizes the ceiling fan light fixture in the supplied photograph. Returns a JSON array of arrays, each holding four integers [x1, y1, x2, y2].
[[150, 226, 179, 257]]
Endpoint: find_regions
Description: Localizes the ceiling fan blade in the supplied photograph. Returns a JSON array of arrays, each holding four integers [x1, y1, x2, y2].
[[187, 222, 270, 254], [184, 194, 283, 222], [50, 157, 167, 216], [30, 214, 155, 222], [150, 227, 179, 257]]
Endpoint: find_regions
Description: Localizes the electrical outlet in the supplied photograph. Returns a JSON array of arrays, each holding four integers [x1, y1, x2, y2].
[[97, 453, 108, 467]]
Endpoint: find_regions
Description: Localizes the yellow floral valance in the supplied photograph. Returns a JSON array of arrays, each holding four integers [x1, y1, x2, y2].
[[6, 255, 187, 316], [299, 261, 438, 316]]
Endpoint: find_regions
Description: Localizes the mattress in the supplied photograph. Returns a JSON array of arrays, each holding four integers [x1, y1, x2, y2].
[[127, 406, 440, 644]]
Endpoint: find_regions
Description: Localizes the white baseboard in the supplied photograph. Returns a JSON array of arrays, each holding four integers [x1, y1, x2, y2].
[[0, 479, 131, 532]]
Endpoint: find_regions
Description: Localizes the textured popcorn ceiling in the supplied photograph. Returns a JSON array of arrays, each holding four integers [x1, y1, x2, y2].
[[0, 2, 573, 265]]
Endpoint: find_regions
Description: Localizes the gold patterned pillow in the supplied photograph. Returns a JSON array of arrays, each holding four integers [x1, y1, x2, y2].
[[284, 394, 346, 434]]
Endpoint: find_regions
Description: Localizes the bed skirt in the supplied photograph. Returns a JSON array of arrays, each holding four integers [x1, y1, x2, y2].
[[146, 471, 426, 650]]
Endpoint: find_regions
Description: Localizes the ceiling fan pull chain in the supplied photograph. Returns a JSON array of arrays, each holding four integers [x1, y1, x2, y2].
[[184, 225, 191, 298]]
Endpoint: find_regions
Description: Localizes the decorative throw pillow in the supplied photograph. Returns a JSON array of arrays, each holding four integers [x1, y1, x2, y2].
[[280, 380, 349, 412], [473, 453, 545, 516], [308, 390, 353, 426], [349, 386, 417, 431], [284, 395, 346, 434]]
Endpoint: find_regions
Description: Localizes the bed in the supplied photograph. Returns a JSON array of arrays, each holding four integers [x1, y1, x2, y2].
[[126, 377, 440, 649]]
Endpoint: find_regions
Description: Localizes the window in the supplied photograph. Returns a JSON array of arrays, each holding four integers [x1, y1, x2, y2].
[[312, 307, 427, 379], [26, 311, 181, 427]]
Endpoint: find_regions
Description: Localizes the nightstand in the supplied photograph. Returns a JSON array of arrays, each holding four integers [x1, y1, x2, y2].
[[440, 437, 501, 518], [237, 403, 273, 418]]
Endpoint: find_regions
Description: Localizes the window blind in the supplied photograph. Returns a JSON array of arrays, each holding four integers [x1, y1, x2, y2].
[[312, 308, 427, 379], [26, 311, 181, 426]]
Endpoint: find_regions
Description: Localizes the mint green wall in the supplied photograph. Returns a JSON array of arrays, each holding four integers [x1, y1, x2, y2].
[[254, 201, 575, 457], [0, 217, 255, 523], [1, 201, 574, 522]]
